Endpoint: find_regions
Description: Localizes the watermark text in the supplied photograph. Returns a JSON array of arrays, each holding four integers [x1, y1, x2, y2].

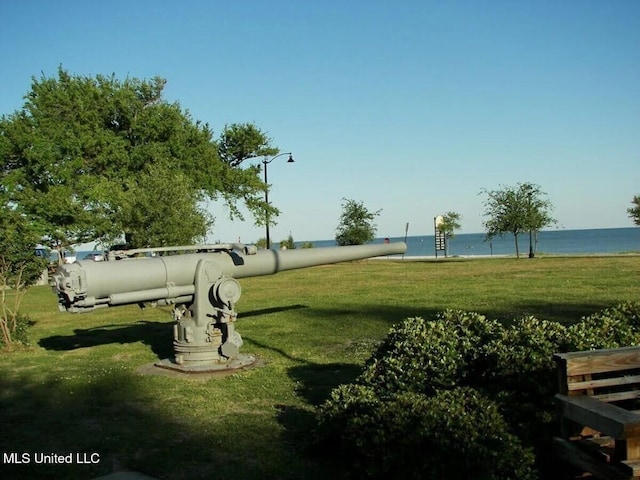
[[3, 452, 101, 465]]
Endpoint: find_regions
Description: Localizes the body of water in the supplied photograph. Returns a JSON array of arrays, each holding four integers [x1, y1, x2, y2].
[[293, 227, 640, 257], [74, 227, 640, 260]]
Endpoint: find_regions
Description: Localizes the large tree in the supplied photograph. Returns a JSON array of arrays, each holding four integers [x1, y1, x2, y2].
[[335, 198, 381, 246], [481, 183, 555, 258], [0, 68, 277, 251], [628, 195, 640, 226]]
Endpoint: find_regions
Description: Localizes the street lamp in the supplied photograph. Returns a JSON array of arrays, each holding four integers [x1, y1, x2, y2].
[[262, 152, 294, 249]]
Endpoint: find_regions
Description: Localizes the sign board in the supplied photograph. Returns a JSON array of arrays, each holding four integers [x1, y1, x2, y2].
[[434, 216, 446, 258]]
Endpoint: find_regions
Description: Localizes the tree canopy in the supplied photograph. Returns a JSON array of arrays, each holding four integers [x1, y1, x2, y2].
[[481, 183, 555, 258], [218, 122, 279, 167], [335, 198, 380, 246], [0, 67, 278, 250], [628, 195, 640, 226]]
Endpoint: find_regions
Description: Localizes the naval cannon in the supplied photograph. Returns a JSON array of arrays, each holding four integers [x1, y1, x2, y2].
[[52, 242, 406, 372]]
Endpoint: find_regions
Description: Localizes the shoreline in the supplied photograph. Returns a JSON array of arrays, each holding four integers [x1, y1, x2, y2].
[[373, 252, 640, 260]]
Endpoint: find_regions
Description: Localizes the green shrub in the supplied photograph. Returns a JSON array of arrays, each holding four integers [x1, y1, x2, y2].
[[479, 317, 570, 444], [567, 302, 640, 351], [316, 302, 640, 479], [358, 311, 502, 396], [358, 316, 461, 395], [318, 386, 536, 480], [436, 309, 504, 379]]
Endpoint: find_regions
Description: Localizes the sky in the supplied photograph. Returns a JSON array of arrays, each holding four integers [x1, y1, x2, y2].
[[1, 0, 638, 244]]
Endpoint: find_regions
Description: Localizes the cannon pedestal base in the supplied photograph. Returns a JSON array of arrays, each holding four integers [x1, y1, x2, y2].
[[154, 354, 256, 374]]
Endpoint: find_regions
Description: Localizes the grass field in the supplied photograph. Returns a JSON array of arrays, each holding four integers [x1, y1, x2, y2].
[[1, 255, 639, 479]]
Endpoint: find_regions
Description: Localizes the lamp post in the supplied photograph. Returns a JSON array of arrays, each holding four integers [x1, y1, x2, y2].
[[525, 186, 535, 259], [262, 152, 294, 249]]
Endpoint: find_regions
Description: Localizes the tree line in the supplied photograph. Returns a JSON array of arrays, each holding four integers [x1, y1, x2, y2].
[[337, 183, 556, 259], [338, 184, 640, 259]]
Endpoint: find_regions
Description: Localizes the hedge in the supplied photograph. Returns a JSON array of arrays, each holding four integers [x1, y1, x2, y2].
[[316, 302, 640, 479]]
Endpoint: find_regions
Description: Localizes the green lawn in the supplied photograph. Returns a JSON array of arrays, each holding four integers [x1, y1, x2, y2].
[[1, 256, 639, 479]]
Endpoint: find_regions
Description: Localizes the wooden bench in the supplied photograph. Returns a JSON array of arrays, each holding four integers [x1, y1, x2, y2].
[[554, 346, 640, 480]]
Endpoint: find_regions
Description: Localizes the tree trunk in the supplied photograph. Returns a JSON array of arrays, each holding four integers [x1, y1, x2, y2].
[[514, 233, 520, 258], [528, 230, 535, 258]]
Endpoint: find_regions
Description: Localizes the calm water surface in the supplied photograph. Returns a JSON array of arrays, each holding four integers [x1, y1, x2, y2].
[[76, 228, 640, 259], [296, 227, 640, 257]]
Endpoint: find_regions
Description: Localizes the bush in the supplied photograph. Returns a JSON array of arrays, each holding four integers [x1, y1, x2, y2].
[[358, 316, 463, 395], [316, 302, 640, 480], [479, 317, 571, 444], [318, 386, 536, 480], [567, 302, 640, 351], [358, 311, 502, 396]]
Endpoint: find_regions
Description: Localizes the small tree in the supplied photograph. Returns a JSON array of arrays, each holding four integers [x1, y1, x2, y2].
[[522, 183, 556, 257], [439, 211, 462, 257], [628, 195, 640, 226], [481, 183, 555, 258], [335, 198, 381, 246], [279, 233, 296, 250], [0, 206, 47, 347]]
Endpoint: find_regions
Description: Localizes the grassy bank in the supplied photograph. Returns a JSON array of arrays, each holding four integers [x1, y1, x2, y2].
[[1, 256, 639, 479]]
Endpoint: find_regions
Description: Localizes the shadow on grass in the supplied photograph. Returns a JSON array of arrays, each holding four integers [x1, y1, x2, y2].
[[243, 336, 311, 364], [506, 301, 616, 325], [272, 362, 365, 479], [240, 304, 309, 319], [242, 335, 362, 405], [0, 369, 333, 480], [37, 299, 617, 371], [289, 362, 363, 406], [38, 320, 174, 359], [37, 305, 310, 360], [300, 301, 621, 326], [300, 304, 443, 326]]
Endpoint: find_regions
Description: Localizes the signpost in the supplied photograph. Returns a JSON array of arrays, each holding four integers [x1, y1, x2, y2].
[[434, 216, 445, 258], [403, 222, 409, 259]]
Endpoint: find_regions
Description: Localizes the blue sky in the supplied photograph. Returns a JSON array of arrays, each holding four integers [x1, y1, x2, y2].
[[1, 0, 638, 243]]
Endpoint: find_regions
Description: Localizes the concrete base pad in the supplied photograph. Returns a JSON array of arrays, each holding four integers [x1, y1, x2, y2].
[[136, 354, 259, 379]]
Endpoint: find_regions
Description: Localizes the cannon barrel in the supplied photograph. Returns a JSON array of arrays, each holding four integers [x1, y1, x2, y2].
[[53, 242, 406, 313]]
